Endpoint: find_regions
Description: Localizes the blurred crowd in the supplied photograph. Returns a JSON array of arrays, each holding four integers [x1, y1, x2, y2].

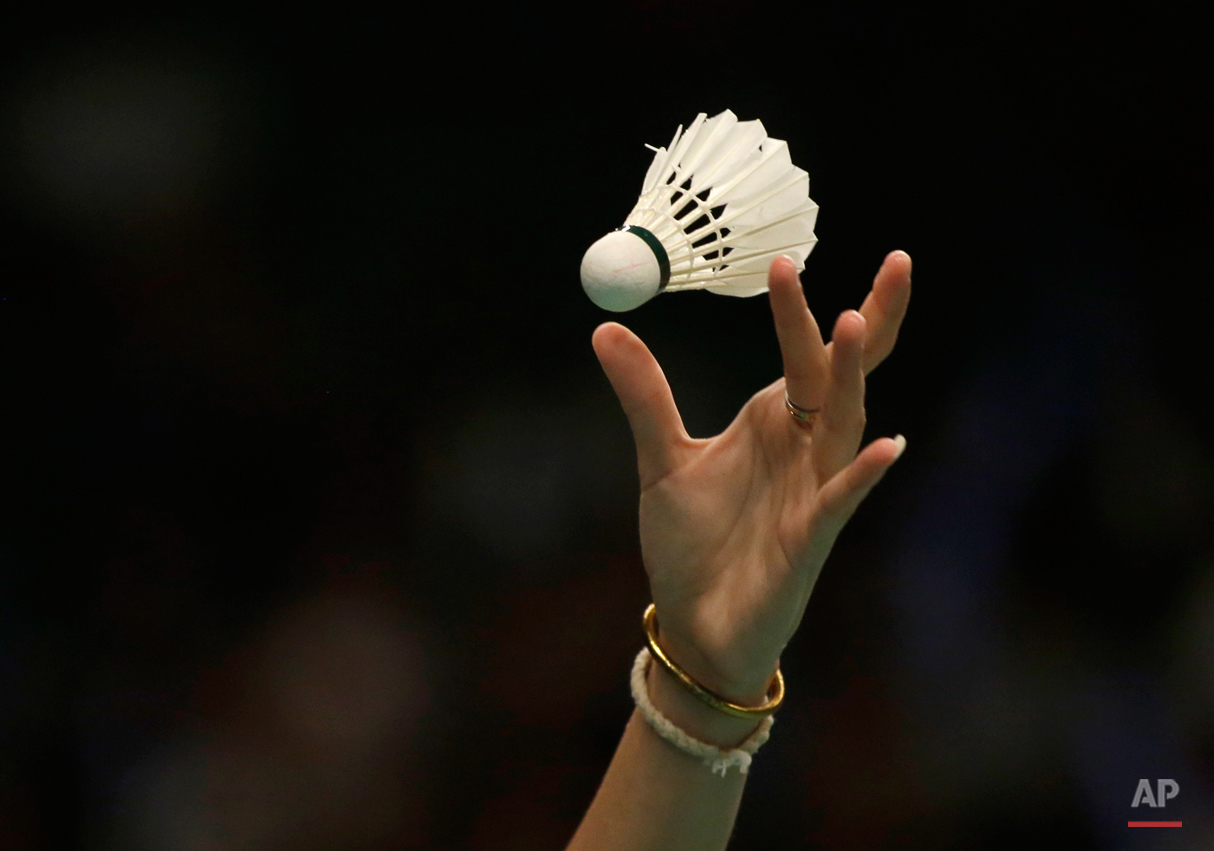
[[1, 3, 1210, 849]]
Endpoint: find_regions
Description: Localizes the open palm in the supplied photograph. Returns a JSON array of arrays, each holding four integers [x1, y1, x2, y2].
[[593, 251, 912, 704]]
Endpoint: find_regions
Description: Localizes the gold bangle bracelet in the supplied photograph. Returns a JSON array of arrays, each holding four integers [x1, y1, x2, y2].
[[643, 603, 784, 719]]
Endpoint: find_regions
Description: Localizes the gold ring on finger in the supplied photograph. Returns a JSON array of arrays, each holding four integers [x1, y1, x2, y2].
[[784, 390, 821, 427]]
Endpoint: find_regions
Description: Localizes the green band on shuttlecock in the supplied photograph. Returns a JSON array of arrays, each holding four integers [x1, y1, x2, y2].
[[618, 225, 670, 291]]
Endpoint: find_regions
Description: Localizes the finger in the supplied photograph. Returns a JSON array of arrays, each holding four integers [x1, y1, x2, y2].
[[815, 310, 867, 482], [767, 255, 828, 412], [815, 435, 906, 534], [795, 435, 904, 573], [857, 250, 912, 373], [592, 322, 688, 487]]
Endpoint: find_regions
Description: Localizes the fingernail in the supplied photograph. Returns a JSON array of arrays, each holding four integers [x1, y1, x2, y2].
[[892, 434, 907, 459]]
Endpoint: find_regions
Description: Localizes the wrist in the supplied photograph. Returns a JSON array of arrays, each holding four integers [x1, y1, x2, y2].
[[654, 622, 780, 707], [645, 654, 766, 749]]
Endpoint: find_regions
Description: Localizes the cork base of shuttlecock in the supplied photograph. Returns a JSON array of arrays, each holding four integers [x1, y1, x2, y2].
[[580, 230, 663, 312]]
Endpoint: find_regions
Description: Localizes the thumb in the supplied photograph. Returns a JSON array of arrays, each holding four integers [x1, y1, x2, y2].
[[592, 322, 688, 487]]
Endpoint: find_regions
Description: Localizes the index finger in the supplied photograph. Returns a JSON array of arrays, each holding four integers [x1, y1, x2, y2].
[[767, 255, 829, 412]]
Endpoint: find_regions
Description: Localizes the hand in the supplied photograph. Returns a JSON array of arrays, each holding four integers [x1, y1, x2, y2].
[[593, 251, 912, 704]]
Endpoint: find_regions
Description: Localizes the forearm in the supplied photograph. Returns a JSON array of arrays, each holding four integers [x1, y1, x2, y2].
[[565, 658, 769, 851]]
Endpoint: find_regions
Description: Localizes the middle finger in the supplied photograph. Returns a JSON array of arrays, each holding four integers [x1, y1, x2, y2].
[[815, 309, 867, 482]]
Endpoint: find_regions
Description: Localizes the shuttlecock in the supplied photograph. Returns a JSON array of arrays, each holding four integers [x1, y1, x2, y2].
[[580, 109, 819, 312]]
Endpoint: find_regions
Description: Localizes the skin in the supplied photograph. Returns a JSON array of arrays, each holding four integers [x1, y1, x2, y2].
[[566, 250, 912, 851]]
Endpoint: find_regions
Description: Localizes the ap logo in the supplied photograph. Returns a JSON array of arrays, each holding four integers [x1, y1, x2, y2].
[[1132, 779, 1179, 808]]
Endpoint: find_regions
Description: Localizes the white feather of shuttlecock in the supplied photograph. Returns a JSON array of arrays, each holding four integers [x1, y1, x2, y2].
[[629, 109, 818, 297]]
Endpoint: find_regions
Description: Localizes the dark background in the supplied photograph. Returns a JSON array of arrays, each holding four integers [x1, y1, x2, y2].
[[1, 1, 1211, 848]]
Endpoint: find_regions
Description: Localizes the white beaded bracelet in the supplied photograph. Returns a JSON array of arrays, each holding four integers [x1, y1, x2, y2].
[[630, 647, 774, 777]]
